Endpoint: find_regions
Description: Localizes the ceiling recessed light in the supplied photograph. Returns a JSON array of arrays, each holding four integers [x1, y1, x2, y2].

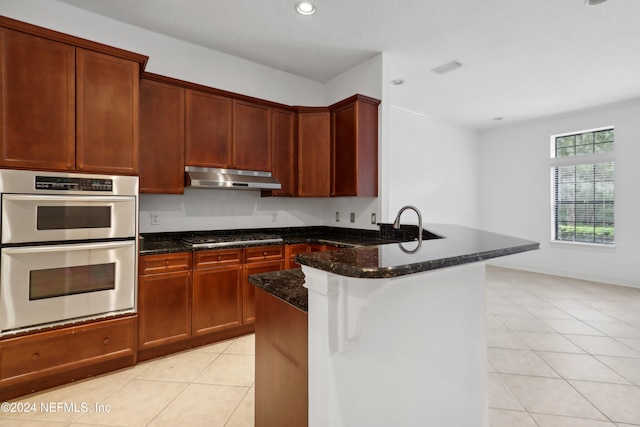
[[296, 2, 316, 15], [391, 79, 404, 85], [492, 117, 504, 121], [585, 0, 608, 6]]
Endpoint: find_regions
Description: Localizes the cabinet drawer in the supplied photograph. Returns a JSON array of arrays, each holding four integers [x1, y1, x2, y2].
[[194, 249, 243, 269], [0, 317, 135, 381], [139, 252, 192, 274], [245, 245, 284, 263]]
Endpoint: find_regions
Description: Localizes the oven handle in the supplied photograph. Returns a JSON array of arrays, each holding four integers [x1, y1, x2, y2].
[[2, 194, 135, 203], [1, 240, 135, 254]]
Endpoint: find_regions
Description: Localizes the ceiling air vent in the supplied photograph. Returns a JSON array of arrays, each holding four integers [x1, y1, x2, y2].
[[431, 60, 463, 75]]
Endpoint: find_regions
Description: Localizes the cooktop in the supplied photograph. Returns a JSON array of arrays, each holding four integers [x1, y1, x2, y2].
[[181, 233, 283, 249]]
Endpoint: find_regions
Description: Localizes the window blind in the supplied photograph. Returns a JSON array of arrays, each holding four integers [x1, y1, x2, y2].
[[551, 128, 614, 245]]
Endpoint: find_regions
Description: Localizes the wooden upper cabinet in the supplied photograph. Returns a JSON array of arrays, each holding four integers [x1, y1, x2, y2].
[[185, 89, 233, 168], [330, 95, 380, 197], [270, 108, 297, 196], [76, 48, 140, 174], [233, 100, 271, 171], [140, 79, 185, 193], [297, 108, 330, 197], [0, 28, 75, 171]]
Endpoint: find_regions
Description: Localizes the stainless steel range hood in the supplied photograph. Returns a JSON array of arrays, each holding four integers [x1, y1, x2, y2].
[[185, 166, 281, 190]]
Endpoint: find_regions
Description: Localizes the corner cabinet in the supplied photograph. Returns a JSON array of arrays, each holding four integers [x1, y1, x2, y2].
[[330, 95, 381, 197], [268, 108, 297, 196], [0, 18, 147, 174], [297, 107, 331, 197]]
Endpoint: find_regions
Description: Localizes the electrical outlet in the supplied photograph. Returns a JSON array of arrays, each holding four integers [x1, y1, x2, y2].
[[371, 213, 376, 224], [150, 213, 160, 226], [350, 212, 355, 223], [335, 212, 340, 222], [272, 212, 278, 222]]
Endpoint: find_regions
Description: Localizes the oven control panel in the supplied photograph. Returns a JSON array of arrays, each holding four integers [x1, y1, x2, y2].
[[35, 176, 113, 192]]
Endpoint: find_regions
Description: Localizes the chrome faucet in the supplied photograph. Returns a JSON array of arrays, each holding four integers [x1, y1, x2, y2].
[[393, 205, 423, 243]]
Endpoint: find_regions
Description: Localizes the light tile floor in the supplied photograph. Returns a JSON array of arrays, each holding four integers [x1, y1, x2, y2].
[[487, 266, 640, 427], [2, 266, 640, 426]]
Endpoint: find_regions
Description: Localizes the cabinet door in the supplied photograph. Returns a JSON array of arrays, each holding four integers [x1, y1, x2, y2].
[[271, 108, 297, 196], [331, 101, 357, 196], [185, 90, 232, 168], [192, 265, 243, 336], [140, 79, 185, 193], [243, 260, 285, 325], [0, 29, 75, 171], [297, 109, 330, 197], [255, 287, 308, 427], [138, 270, 192, 350], [76, 48, 140, 174], [234, 100, 271, 171], [286, 243, 309, 269], [331, 96, 379, 197]]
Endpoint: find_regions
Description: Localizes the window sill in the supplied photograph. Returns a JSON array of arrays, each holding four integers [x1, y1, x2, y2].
[[549, 240, 616, 252]]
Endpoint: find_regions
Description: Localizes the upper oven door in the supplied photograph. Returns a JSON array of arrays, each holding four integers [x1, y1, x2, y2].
[[1, 195, 136, 244]]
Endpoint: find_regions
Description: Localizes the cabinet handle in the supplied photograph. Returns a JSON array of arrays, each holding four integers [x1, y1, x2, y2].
[[32, 353, 40, 360], [165, 260, 169, 266], [103, 338, 110, 345], [217, 255, 222, 261], [263, 251, 267, 256]]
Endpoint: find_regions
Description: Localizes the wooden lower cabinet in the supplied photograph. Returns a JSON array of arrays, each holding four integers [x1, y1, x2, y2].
[[0, 316, 137, 401], [255, 287, 308, 427], [192, 264, 243, 335], [138, 270, 192, 350], [243, 245, 285, 325], [138, 252, 193, 350], [286, 243, 310, 269], [243, 260, 284, 325]]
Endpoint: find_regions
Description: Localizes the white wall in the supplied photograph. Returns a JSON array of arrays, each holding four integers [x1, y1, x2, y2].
[[385, 107, 480, 227], [478, 99, 640, 288]]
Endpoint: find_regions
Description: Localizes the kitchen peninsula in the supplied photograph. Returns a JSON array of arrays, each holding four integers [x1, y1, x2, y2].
[[249, 224, 539, 427]]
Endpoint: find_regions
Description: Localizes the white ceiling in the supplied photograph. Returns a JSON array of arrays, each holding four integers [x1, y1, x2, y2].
[[56, 0, 640, 130]]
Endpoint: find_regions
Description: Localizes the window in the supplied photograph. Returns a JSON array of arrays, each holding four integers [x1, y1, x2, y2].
[[551, 128, 614, 245]]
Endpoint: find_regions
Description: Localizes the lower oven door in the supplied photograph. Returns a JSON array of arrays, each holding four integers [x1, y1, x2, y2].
[[0, 240, 136, 335]]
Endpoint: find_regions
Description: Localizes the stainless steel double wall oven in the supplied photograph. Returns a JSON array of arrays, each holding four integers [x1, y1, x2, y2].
[[0, 169, 138, 336]]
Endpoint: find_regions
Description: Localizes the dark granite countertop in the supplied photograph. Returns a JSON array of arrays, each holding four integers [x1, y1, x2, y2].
[[139, 225, 407, 256], [248, 269, 307, 312], [248, 224, 538, 312], [295, 224, 539, 279]]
